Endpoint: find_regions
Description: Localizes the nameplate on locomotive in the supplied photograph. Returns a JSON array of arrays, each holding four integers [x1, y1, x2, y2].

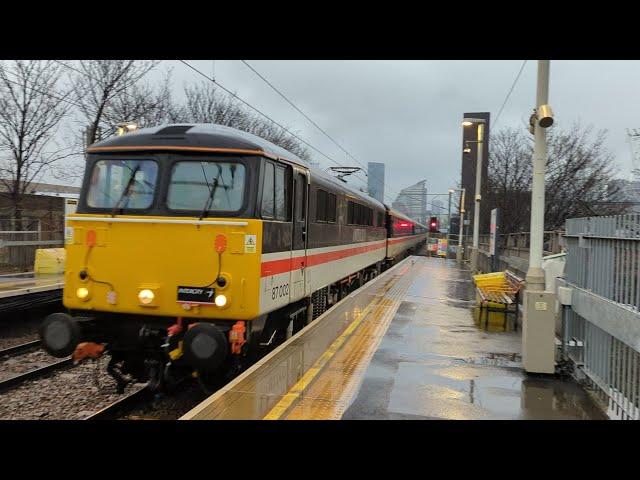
[[177, 286, 215, 304]]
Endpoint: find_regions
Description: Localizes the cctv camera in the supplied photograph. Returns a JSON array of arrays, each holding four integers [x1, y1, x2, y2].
[[537, 104, 554, 128]]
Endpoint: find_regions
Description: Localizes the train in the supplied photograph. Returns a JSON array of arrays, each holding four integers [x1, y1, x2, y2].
[[39, 124, 427, 392]]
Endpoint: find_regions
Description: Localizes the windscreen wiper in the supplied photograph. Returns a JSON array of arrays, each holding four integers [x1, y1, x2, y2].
[[199, 177, 219, 220], [111, 164, 140, 217], [199, 164, 233, 220]]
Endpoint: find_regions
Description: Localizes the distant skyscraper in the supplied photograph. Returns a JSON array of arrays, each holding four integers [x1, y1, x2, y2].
[[392, 180, 427, 224], [367, 162, 385, 203]]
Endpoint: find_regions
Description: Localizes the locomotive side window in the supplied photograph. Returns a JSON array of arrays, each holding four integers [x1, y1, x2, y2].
[[261, 161, 290, 221], [315, 189, 336, 223], [296, 173, 306, 221], [275, 165, 286, 220], [87, 159, 158, 210], [316, 189, 326, 222], [167, 161, 245, 212], [326, 193, 336, 223], [261, 162, 275, 218]]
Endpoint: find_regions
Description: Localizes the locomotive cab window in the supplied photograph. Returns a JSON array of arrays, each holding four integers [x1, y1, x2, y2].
[[261, 161, 290, 221], [167, 161, 246, 213], [87, 159, 158, 210]]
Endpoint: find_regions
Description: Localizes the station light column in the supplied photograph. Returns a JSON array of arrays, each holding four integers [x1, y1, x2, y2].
[[456, 188, 465, 262], [446, 190, 453, 258], [462, 118, 486, 273], [522, 60, 557, 375]]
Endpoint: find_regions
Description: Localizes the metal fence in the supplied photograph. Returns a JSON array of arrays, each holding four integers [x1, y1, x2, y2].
[[478, 230, 564, 259], [563, 214, 640, 419], [566, 215, 640, 310]]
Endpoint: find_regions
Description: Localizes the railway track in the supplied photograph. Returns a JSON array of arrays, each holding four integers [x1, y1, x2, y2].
[[0, 357, 73, 393], [84, 385, 153, 420], [0, 339, 42, 357], [0, 339, 73, 393]]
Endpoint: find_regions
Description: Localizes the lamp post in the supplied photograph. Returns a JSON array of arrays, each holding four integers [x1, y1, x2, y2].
[[462, 117, 487, 273], [450, 188, 465, 262], [446, 189, 453, 258], [526, 61, 553, 291], [522, 60, 556, 375]]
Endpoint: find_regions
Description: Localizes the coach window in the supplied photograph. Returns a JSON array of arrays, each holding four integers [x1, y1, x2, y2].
[[261, 162, 275, 218]]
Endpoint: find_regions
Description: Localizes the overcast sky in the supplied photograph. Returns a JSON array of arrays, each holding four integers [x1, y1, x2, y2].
[[52, 60, 640, 204]]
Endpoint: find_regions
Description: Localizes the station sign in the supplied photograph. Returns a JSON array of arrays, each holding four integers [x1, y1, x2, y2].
[[489, 208, 499, 256]]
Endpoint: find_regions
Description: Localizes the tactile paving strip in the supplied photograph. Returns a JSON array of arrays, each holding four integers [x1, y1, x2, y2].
[[273, 258, 424, 419]]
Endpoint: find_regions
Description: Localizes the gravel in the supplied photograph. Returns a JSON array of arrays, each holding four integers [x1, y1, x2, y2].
[[121, 382, 208, 420], [0, 349, 62, 382], [0, 355, 146, 420], [0, 350, 215, 420]]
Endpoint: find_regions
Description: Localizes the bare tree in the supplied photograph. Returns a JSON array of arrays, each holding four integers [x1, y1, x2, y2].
[[181, 81, 311, 161], [69, 60, 159, 145], [485, 127, 533, 234], [104, 69, 181, 128], [0, 60, 75, 226], [487, 122, 626, 233], [181, 81, 248, 126]]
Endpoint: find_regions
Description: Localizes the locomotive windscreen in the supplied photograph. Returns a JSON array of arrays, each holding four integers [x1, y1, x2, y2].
[[87, 159, 158, 210], [168, 161, 245, 212]]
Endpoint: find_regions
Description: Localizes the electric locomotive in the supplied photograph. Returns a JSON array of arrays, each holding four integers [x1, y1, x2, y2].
[[39, 124, 426, 391]]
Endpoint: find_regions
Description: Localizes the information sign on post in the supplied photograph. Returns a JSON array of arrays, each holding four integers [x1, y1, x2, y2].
[[489, 208, 500, 271]]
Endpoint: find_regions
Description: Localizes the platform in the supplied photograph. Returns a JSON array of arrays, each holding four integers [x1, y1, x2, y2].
[[0, 272, 63, 312], [181, 256, 606, 420]]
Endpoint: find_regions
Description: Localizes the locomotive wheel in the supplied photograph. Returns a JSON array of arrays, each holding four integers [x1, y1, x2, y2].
[[39, 313, 81, 358], [183, 323, 228, 373]]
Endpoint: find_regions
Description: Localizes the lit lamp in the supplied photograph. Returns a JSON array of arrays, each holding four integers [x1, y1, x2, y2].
[[116, 122, 139, 136]]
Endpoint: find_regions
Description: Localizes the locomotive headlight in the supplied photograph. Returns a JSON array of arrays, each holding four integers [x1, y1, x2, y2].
[[214, 294, 227, 307], [138, 289, 155, 305], [76, 287, 90, 301]]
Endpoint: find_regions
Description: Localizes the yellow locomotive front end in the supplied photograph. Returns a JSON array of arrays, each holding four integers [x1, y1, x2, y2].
[[64, 214, 262, 320]]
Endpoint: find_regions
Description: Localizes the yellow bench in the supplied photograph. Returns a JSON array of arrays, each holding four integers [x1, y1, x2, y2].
[[472, 271, 524, 330]]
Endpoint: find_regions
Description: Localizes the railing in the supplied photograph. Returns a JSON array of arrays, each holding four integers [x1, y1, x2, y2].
[[562, 214, 640, 419], [565, 215, 640, 310], [478, 230, 564, 258], [476, 230, 564, 276]]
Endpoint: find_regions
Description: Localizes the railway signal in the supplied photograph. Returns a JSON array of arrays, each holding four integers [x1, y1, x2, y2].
[[429, 216, 438, 233]]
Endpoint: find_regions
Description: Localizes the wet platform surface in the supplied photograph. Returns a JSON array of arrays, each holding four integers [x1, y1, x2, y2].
[[182, 256, 606, 420]]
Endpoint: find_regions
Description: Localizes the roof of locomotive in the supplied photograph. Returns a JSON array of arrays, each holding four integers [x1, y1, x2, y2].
[[88, 123, 387, 211], [90, 124, 428, 227]]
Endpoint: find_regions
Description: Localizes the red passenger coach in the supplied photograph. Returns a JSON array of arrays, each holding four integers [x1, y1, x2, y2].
[[385, 209, 427, 262]]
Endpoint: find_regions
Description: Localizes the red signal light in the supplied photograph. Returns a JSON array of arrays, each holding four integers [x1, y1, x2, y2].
[[429, 216, 439, 233]]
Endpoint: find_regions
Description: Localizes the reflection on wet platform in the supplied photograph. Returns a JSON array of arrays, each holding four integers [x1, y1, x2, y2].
[[182, 256, 606, 420]]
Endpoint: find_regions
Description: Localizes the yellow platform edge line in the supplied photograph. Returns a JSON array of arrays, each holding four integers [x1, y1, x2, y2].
[[263, 300, 378, 420], [284, 260, 420, 420], [265, 261, 418, 420]]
